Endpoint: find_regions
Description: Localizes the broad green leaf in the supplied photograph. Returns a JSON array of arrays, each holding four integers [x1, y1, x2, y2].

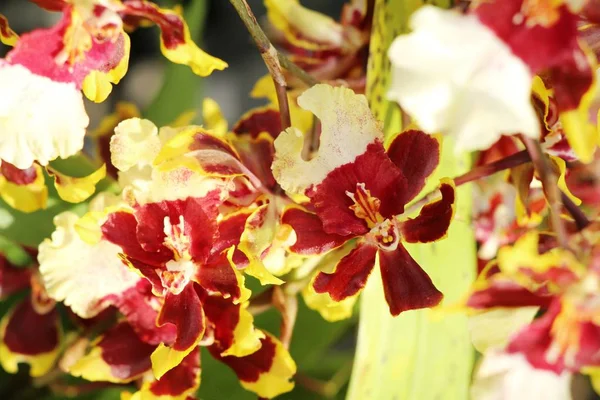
[[347, 1, 476, 399]]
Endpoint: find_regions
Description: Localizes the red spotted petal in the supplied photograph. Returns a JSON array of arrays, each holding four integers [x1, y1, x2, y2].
[[386, 130, 440, 204], [157, 284, 205, 352], [400, 181, 455, 243], [378, 245, 442, 315], [308, 142, 407, 236], [3, 297, 59, 356], [95, 322, 155, 380], [147, 347, 200, 397], [0, 255, 31, 298], [7, 11, 127, 89], [313, 242, 377, 301], [473, 0, 578, 74], [282, 207, 349, 255]]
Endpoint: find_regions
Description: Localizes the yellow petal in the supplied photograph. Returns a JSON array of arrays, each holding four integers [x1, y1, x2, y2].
[[239, 333, 297, 399], [202, 98, 228, 136], [82, 33, 131, 103], [0, 163, 48, 213], [0, 14, 18, 46], [47, 164, 106, 203], [220, 302, 265, 358]]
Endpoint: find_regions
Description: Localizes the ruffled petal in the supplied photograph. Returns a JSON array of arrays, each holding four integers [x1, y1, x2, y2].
[[0, 62, 88, 169], [400, 179, 456, 243], [272, 84, 383, 195], [313, 242, 377, 301], [39, 212, 141, 318], [388, 6, 539, 152], [378, 244, 443, 315]]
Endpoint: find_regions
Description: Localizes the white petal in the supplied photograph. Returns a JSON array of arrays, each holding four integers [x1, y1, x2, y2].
[[471, 351, 572, 400], [111, 118, 161, 172], [38, 212, 140, 318], [0, 63, 88, 169], [273, 84, 382, 194], [387, 6, 539, 153]]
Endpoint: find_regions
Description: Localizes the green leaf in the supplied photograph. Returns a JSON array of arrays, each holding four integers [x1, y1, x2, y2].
[[346, 1, 476, 399]]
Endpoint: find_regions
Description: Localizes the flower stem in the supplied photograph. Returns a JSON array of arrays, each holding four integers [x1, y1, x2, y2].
[[454, 150, 531, 186], [561, 191, 590, 230], [403, 149, 532, 216], [228, 0, 317, 129], [522, 137, 570, 248]]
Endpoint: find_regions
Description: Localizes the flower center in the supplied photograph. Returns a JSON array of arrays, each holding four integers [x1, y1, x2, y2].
[[158, 259, 196, 296], [370, 219, 401, 252], [346, 182, 383, 228], [520, 0, 561, 27], [163, 215, 191, 261]]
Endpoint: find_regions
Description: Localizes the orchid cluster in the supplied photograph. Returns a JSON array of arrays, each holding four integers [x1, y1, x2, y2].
[[3, 0, 600, 399]]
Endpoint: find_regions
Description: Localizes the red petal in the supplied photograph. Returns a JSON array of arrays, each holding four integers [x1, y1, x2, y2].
[[378, 245, 442, 315], [157, 284, 205, 352], [111, 282, 177, 346], [308, 142, 407, 236], [474, 0, 578, 73], [7, 11, 126, 87], [209, 335, 276, 382], [0, 162, 38, 185], [233, 107, 282, 139], [196, 254, 241, 300], [233, 134, 278, 191], [97, 322, 155, 380], [210, 210, 252, 258], [467, 280, 553, 309], [282, 207, 350, 255], [135, 195, 220, 261], [201, 293, 240, 351], [29, 0, 66, 11], [386, 130, 440, 204], [313, 242, 377, 300], [149, 347, 200, 396], [546, 48, 594, 112], [400, 181, 455, 243], [4, 297, 59, 355], [102, 211, 170, 268]]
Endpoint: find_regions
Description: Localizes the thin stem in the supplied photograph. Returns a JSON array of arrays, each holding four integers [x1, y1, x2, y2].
[[403, 149, 532, 216], [561, 191, 590, 231], [454, 150, 530, 186], [522, 137, 570, 248], [229, 0, 317, 130]]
